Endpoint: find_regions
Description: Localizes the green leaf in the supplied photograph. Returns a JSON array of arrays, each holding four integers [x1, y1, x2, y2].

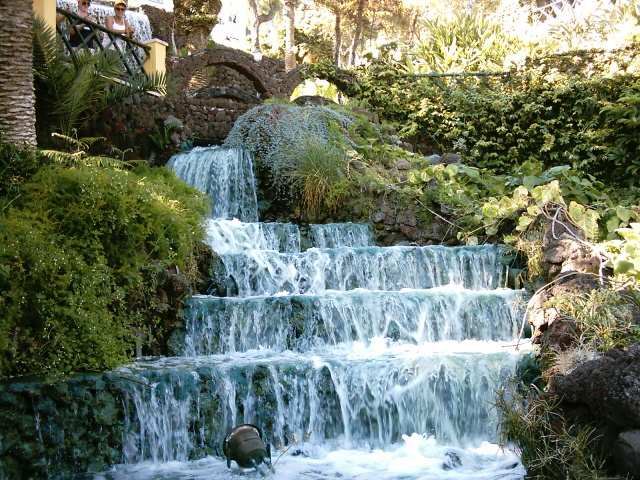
[[419, 170, 433, 183], [616, 206, 634, 223], [606, 216, 621, 234], [614, 260, 634, 274], [516, 214, 535, 231], [523, 175, 542, 192]]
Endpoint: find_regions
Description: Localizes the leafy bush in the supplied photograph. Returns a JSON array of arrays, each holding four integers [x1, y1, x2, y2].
[[0, 164, 208, 377], [348, 47, 640, 187], [407, 161, 636, 244], [223, 102, 380, 219], [0, 139, 43, 200], [548, 286, 640, 351], [604, 222, 640, 279], [285, 139, 352, 220]]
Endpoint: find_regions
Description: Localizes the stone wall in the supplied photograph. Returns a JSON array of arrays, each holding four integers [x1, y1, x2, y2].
[[0, 374, 129, 479], [167, 47, 302, 99], [89, 47, 303, 161]]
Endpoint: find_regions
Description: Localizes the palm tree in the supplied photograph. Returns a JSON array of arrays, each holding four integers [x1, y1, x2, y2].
[[0, 0, 37, 146], [32, 17, 167, 140], [173, 0, 222, 53]]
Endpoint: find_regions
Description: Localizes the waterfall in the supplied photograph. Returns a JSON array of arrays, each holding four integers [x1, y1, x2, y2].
[[308, 222, 374, 248], [168, 147, 258, 222], [91, 146, 528, 479]]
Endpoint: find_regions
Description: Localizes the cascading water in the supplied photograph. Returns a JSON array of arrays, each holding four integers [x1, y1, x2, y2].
[[93, 145, 527, 479]]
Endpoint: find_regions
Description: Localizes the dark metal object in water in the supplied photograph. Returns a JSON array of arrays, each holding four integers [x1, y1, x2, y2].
[[223, 424, 272, 474]]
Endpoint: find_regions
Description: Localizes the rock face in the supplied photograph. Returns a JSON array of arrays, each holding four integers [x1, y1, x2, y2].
[[527, 218, 640, 478], [0, 375, 129, 479], [554, 344, 640, 427], [527, 218, 604, 348], [553, 344, 640, 478]]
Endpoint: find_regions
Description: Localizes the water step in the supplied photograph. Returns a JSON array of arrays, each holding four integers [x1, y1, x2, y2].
[[168, 147, 259, 221], [204, 220, 374, 254], [178, 287, 524, 356], [213, 244, 507, 297], [117, 346, 519, 463]]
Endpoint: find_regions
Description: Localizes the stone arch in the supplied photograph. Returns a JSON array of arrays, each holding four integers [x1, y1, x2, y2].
[[167, 47, 303, 101]]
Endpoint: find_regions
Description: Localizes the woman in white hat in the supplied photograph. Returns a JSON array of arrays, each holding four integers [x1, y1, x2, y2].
[[105, 0, 136, 40]]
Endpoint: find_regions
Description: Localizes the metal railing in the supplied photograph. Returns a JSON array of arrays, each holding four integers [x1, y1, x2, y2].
[[401, 71, 509, 92], [56, 7, 150, 78]]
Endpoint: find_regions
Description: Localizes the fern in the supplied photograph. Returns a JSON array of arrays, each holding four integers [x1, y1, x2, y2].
[[39, 132, 126, 168]]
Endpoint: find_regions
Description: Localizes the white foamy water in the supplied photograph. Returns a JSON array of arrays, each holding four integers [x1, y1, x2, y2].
[[78, 435, 525, 480]]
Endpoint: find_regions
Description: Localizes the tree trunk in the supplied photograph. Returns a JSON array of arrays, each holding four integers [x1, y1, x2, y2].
[[284, 0, 298, 71], [348, 0, 366, 66], [333, 12, 342, 67], [249, 0, 276, 54], [0, 0, 37, 146]]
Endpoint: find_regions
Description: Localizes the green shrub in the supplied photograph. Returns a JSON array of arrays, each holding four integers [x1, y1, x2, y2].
[[548, 285, 640, 351], [0, 139, 43, 199], [285, 139, 351, 221], [349, 47, 640, 186], [224, 102, 378, 218], [0, 164, 208, 377]]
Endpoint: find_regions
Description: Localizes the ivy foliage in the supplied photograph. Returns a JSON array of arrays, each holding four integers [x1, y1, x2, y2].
[[0, 163, 209, 377], [406, 161, 633, 242], [404, 159, 639, 283], [349, 47, 640, 187], [604, 222, 640, 279]]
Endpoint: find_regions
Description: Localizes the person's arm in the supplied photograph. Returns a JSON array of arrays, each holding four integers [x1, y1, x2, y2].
[[56, 8, 72, 25], [105, 15, 114, 30], [124, 20, 134, 38]]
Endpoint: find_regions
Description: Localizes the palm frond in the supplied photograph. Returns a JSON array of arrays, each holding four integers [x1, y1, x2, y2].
[[83, 155, 127, 169], [39, 148, 84, 164], [96, 71, 169, 112]]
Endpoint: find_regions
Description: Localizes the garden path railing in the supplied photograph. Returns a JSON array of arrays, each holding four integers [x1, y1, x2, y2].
[[403, 71, 508, 92], [56, 7, 150, 78]]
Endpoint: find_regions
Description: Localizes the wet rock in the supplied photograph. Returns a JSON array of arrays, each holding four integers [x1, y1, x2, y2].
[[395, 159, 412, 170], [440, 153, 461, 164], [443, 450, 462, 470], [612, 430, 640, 479], [167, 273, 190, 297]]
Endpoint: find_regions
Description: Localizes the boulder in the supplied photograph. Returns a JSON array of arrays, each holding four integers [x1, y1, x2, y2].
[[553, 343, 640, 429], [612, 430, 640, 479]]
